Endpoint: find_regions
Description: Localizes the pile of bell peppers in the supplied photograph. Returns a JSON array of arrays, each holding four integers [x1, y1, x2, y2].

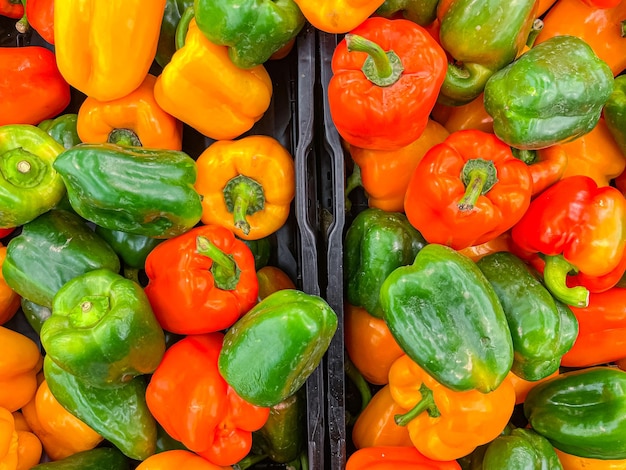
[[1, 0, 626, 469]]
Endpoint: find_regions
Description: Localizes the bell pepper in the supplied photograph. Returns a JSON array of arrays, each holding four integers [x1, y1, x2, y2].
[[346, 446, 461, 469], [194, 135, 295, 240], [605, 75, 626, 157], [380, 243, 513, 393], [0, 326, 42, 412], [21, 379, 103, 461], [146, 333, 270, 466], [43, 355, 157, 461], [256, 265, 296, 300], [53, 0, 166, 102], [328, 16, 448, 150], [512, 145, 570, 196], [484, 36, 614, 150], [53, 143, 203, 239], [144, 224, 258, 334], [375, 0, 439, 25], [0, 245, 20, 326], [582, 0, 622, 6], [476, 251, 578, 381], [480, 428, 563, 469], [76, 74, 183, 151], [11, 410, 42, 470], [94, 226, 163, 274], [535, 0, 626, 76], [0, 124, 66, 228], [437, 93, 494, 134], [347, 119, 449, 212], [388, 355, 515, 461], [506, 370, 560, 405], [154, 18, 273, 141], [403, 129, 532, 250], [292, 0, 385, 33], [194, 0, 305, 69], [524, 366, 626, 460], [20, 299, 50, 335], [457, 232, 513, 262], [554, 448, 626, 470], [0, 0, 23, 18], [25, 0, 54, 44], [38, 114, 81, 150], [31, 447, 130, 469], [436, 0, 538, 106], [242, 237, 272, 272], [510, 175, 626, 307], [136, 450, 232, 469], [3, 209, 121, 309], [154, 0, 194, 68], [218, 289, 338, 407], [0, 406, 41, 470], [0, 47, 71, 126]]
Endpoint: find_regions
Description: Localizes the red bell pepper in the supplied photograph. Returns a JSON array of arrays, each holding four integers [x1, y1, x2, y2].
[[581, 0, 622, 7], [0, 0, 23, 19], [144, 224, 258, 335], [346, 446, 461, 469], [26, 0, 54, 44], [328, 16, 447, 151]]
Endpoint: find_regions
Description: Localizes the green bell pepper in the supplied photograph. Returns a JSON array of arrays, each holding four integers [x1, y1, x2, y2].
[[31, 447, 130, 470], [375, 0, 439, 25], [344, 208, 426, 318], [218, 289, 338, 407], [52, 143, 203, 239], [437, 0, 537, 106], [94, 226, 163, 270], [476, 251, 578, 381], [2, 209, 121, 308], [480, 428, 563, 470], [43, 355, 157, 461], [155, 0, 195, 68], [20, 298, 51, 335], [194, 0, 306, 69], [380, 243, 513, 393], [524, 366, 626, 460], [484, 35, 614, 150], [240, 235, 272, 271], [38, 114, 82, 150], [604, 75, 626, 157], [0, 124, 66, 228], [40, 268, 166, 388]]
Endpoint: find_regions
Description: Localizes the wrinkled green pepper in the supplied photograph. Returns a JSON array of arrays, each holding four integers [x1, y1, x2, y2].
[[40, 268, 166, 388], [155, 0, 195, 67], [375, 0, 439, 25], [52, 143, 203, 239], [218, 289, 338, 407], [2, 209, 121, 308], [38, 114, 82, 150], [20, 298, 51, 335], [380, 244, 513, 393], [344, 208, 426, 318], [484, 35, 614, 150], [94, 226, 163, 270], [476, 252, 578, 381], [0, 124, 66, 228], [194, 0, 306, 69], [31, 447, 130, 470], [604, 75, 626, 157], [480, 428, 563, 469], [524, 366, 626, 460]]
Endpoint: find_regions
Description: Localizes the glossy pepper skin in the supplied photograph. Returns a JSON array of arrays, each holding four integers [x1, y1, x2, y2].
[[329, 17, 447, 150], [480, 428, 563, 469], [194, 0, 305, 69], [0, 124, 66, 228], [524, 366, 626, 460], [375, 0, 439, 25], [554, 448, 626, 470], [144, 224, 259, 334], [484, 36, 614, 150], [0, 245, 20, 326], [154, 18, 273, 141], [476, 252, 578, 381], [218, 289, 338, 407], [436, 0, 537, 106], [0, 405, 42, 470], [53, 0, 166, 102], [0, 0, 23, 18], [347, 446, 461, 469], [94, 226, 163, 271], [31, 447, 130, 469], [3, 209, 121, 309], [403, 130, 532, 250], [293, 0, 385, 33], [146, 333, 269, 467], [513, 145, 569, 196], [38, 114, 81, 150], [605, 75, 626, 157], [53, 143, 203, 239], [26, 0, 54, 44], [344, 208, 426, 318], [136, 450, 231, 469]]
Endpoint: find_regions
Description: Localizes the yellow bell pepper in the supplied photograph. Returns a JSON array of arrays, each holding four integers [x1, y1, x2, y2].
[[555, 448, 626, 469], [0, 327, 42, 412], [54, 0, 167, 101], [293, 0, 386, 33]]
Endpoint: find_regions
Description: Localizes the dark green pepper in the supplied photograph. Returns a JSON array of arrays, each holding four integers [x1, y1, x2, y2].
[[375, 0, 439, 25], [480, 428, 563, 469], [20, 298, 51, 335], [155, 0, 195, 68], [194, 0, 306, 69], [38, 114, 82, 150], [344, 208, 426, 318], [2, 209, 121, 308], [0, 124, 66, 228], [31, 447, 130, 470], [240, 235, 272, 271], [52, 143, 203, 239], [484, 35, 614, 150], [604, 75, 626, 157], [476, 251, 578, 381], [218, 289, 338, 407], [94, 226, 163, 270], [380, 244, 513, 393], [524, 366, 626, 460]]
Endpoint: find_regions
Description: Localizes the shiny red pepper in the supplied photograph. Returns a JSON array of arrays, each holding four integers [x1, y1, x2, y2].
[[0, 0, 23, 19], [346, 446, 462, 469], [26, 0, 54, 44]]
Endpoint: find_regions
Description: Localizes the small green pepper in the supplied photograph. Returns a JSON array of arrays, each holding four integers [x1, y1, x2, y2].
[[31, 447, 130, 470], [94, 226, 163, 270], [604, 75, 626, 157], [38, 114, 82, 150], [375, 0, 439, 25], [480, 428, 563, 469], [20, 298, 51, 335]]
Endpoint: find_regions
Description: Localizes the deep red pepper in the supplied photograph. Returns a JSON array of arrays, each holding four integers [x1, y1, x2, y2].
[[0, 0, 23, 19]]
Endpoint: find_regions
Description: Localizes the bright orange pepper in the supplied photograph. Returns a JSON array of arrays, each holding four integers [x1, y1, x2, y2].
[[537, 0, 558, 15], [439, 94, 494, 134], [506, 370, 560, 405], [136, 450, 232, 469], [0, 407, 19, 470], [458, 232, 512, 262], [346, 446, 461, 469], [293, 0, 386, 33], [76, 74, 183, 151], [555, 448, 626, 469], [11, 412, 41, 470], [256, 266, 296, 301], [0, 246, 20, 326], [0, 327, 42, 412]]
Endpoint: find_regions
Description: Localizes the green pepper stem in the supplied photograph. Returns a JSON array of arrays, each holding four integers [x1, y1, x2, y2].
[[394, 383, 440, 426], [511, 148, 537, 165], [458, 158, 498, 211], [542, 255, 589, 308], [345, 164, 362, 212], [223, 175, 265, 236], [438, 62, 494, 106], [526, 18, 544, 48], [345, 34, 404, 87], [233, 454, 268, 470], [14, 0, 28, 34], [345, 356, 372, 418], [196, 235, 241, 291], [175, 5, 195, 50], [108, 128, 142, 147]]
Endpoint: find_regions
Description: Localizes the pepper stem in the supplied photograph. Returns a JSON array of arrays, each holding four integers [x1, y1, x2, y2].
[[108, 128, 142, 147], [394, 383, 440, 426], [223, 175, 265, 236], [345, 34, 404, 87], [196, 235, 240, 291], [526, 18, 544, 48], [175, 5, 195, 50], [511, 148, 537, 165], [458, 158, 498, 211], [14, 0, 28, 34], [345, 163, 362, 212], [233, 454, 268, 470], [542, 254, 589, 308], [345, 356, 372, 421]]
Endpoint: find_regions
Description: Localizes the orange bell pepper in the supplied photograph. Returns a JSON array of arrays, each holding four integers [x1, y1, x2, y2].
[[256, 266, 296, 301], [537, 0, 558, 15], [524, 145, 570, 196], [0, 327, 42, 412], [535, 0, 626, 76], [347, 446, 461, 469], [194, 136, 295, 240], [293, 0, 386, 33], [0, 406, 19, 470], [555, 448, 626, 469], [154, 18, 273, 141], [506, 370, 560, 405], [388, 354, 515, 461], [0, 245, 20, 326], [136, 450, 232, 470], [21, 379, 103, 461], [438, 94, 494, 134], [53, 0, 166, 101], [11, 411, 42, 470], [348, 119, 449, 212], [76, 74, 183, 151], [457, 232, 512, 262], [344, 303, 404, 385]]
